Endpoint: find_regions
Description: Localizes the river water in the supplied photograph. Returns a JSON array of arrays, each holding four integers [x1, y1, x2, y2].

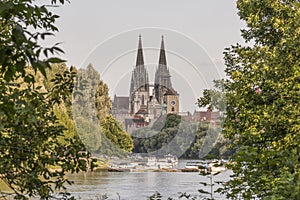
[[66, 169, 232, 200]]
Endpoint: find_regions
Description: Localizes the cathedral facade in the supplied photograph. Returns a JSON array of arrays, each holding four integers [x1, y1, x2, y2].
[[112, 35, 179, 128]]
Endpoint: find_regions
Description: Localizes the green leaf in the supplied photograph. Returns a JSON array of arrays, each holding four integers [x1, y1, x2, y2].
[[40, 32, 54, 40], [47, 57, 66, 63], [199, 181, 208, 186], [198, 189, 210, 194]]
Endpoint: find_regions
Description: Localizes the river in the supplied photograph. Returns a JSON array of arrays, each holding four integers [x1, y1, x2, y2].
[[66, 169, 232, 200]]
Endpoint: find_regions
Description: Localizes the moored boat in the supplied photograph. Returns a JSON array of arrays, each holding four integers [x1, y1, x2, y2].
[[184, 159, 227, 173]]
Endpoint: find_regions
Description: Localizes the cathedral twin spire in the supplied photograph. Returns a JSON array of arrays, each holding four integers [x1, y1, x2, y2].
[[129, 35, 174, 114]]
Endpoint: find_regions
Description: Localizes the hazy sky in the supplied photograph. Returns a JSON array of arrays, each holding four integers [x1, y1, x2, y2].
[[50, 0, 245, 112]]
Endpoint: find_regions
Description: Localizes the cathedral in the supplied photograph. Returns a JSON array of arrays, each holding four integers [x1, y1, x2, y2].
[[112, 35, 179, 128]]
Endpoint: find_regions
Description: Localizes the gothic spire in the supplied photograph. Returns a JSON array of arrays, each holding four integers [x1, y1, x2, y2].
[[159, 35, 167, 66], [136, 34, 144, 67], [129, 35, 150, 114], [154, 35, 173, 103]]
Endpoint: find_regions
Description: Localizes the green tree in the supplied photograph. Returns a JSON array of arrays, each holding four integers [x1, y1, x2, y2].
[[75, 116, 101, 153], [100, 115, 134, 153], [0, 0, 89, 199], [73, 64, 132, 155], [93, 71, 133, 154], [95, 79, 112, 123], [132, 114, 182, 155], [73, 64, 101, 124], [197, 79, 226, 113], [72, 64, 103, 154], [45, 64, 82, 147], [222, 0, 300, 199]]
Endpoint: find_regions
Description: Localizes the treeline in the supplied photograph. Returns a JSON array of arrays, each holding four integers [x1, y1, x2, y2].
[[74, 64, 133, 156], [132, 114, 234, 159], [36, 63, 134, 156], [37, 63, 231, 159]]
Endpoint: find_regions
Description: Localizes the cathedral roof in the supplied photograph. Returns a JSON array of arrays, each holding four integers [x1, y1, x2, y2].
[[164, 88, 178, 96], [136, 105, 148, 115], [136, 109, 148, 115], [113, 96, 129, 110]]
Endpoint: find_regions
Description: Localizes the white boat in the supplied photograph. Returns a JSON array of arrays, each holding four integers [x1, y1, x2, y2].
[[185, 160, 207, 169], [109, 154, 179, 171], [185, 160, 227, 173]]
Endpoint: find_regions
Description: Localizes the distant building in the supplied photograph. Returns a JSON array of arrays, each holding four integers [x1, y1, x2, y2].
[[111, 95, 130, 123], [163, 88, 179, 114], [194, 109, 220, 122], [189, 109, 220, 122], [178, 110, 220, 123], [112, 35, 180, 129]]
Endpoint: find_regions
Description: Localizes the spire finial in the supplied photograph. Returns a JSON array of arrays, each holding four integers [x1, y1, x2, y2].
[[138, 34, 142, 50]]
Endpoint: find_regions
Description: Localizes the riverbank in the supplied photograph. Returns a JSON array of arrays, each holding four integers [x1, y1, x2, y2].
[[103, 167, 197, 172], [96, 158, 227, 173], [94, 163, 227, 173], [100, 167, 226, 173]]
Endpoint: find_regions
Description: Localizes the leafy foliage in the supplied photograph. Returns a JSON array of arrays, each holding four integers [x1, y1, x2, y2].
[[73, 64, 133, 156], [182, 122, 231, 159], [100, 115, 134, 153], [75, 116, 101, 153], [0, 66, 90, 199], [93, 73, 134, 155], [198, 169, 224, 200], [95, 78, 112, 123], [73, 64, 101, 124], [73, 64, 102, 154], [0, 0, 67, 81], [133, 114, 231, 159], [197, 80, 226, 113], [132, 114, 184, 156], [221, 0, 300, 199], [0, 0, 90, 199]]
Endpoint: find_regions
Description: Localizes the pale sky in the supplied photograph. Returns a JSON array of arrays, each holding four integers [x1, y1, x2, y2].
[[49, 0, 245, 112]]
